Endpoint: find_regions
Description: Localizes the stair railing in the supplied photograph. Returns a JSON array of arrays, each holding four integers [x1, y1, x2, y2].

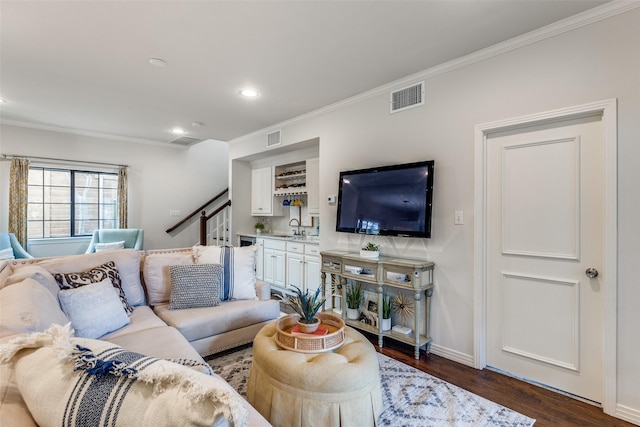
[[200, 200, 232, 246], [165, 189, 231, 247]]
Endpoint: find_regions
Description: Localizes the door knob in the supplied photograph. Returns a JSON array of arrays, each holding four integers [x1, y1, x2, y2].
[[585, 268, 599, 278]]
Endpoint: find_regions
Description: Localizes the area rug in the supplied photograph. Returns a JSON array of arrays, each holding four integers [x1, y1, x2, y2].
[[207, 346, 535, 427]]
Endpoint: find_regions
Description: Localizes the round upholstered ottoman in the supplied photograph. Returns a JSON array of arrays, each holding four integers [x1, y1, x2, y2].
[[247, 322, 383, 427]]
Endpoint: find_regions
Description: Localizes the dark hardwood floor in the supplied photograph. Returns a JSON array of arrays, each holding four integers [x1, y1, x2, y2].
[[367, 335, 634, 427]]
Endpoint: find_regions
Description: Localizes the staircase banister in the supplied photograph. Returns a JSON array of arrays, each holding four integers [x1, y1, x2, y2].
[[165, 188, 228, 233]]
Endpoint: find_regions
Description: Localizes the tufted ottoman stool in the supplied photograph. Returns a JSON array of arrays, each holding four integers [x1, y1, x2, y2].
[[247, 321, 383, 427]]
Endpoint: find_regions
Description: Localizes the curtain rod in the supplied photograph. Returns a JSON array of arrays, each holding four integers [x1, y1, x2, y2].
[[2, 154, 127, 168]]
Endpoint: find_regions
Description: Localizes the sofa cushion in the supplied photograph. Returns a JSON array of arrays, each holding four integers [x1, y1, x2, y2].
[[18, 249, 146, 307], [0, 324, 248, 427], [193, 245, 257, 301], [153, 299, 280, 342], [143, 250, 194, 306], [106, 326, 205, 364], [4, 265, 59, 297], [58, 278, 130, 339], [0, 355, 37, 427], [169, 263, 222, 310], [0, 278, 69, 339], [54, 260, 133, 315], [100, 305, 168, 340]]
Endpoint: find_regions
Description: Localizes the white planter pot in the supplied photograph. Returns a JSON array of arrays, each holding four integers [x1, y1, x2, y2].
[[360, 250, 379, 258], [346, 308, 360, 320], [381, 318, 391, 331]]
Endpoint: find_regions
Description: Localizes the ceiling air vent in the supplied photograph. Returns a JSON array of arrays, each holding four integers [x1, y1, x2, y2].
[[169, 135, 203, 146], [390, 81, 424, 114], [267, 130, 282, 147]]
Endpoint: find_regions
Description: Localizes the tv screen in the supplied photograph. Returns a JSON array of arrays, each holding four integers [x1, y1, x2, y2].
[[336, 160, 434, 238]]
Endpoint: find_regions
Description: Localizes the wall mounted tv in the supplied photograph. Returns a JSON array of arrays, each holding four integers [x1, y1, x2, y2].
[[336, 160, 434, 238]]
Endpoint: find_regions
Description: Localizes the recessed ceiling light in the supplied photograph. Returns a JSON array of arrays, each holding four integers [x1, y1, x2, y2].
[[149, 58, 167, 68], [172, 127, 186, 135], [239, 89, 259, 98]]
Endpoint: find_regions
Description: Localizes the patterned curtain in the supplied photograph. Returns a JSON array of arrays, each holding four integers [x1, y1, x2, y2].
[[8, 158, 30, 246], [118, 167, 128, 229]]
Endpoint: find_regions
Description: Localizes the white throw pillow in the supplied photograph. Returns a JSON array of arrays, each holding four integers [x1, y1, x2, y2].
[[192, 245, 257, 300], [58, 278, 130, 338], [0, 278, 69, 339], [0, 247, 15, 260], [0, 324, 247, 427], [94, 240, 125, 252]]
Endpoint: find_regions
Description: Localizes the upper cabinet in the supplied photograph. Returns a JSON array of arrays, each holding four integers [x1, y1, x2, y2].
[[251, 158, 319, 217], [251, 166, 275, 215]]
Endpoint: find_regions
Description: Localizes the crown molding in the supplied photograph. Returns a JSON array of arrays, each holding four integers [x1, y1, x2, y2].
[[230, 1, 640, 144], [0, 119, 187, 149]]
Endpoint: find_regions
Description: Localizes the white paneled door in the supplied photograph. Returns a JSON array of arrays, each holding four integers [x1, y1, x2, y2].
[[486, 115, 604, 403]]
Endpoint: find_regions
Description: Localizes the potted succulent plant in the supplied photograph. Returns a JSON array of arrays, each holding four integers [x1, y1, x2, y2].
[[381, 294, 392, 331], [345, 282, 363, 320], [280, 286, 326, 333], [360, 242, 380, 258], [254, 221, 265, 234]]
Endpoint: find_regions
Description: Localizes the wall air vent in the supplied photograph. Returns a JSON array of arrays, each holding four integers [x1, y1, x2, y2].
[[169, 135, 203, 146], [390, 81, 424, 114], [267, 130, 282, 147]]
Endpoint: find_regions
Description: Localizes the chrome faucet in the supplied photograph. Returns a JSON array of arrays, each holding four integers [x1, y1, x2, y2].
[[288, 218, 301, 235]]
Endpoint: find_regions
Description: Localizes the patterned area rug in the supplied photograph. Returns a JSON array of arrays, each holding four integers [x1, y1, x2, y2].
[[207, 346, 535, 427]]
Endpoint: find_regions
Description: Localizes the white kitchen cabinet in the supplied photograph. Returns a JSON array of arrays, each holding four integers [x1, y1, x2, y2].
[[306, 158, 320, 215], [285, 241, 320, 293], [286, 252, 304, 290], [263, 239, 286, 288], [251, 166, 273, 216]]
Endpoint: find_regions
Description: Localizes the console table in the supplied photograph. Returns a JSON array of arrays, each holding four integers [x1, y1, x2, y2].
[[320, 250, 434, 359]]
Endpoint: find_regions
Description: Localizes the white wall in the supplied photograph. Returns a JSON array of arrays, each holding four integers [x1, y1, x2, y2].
[[0, 124, 229, 251], [229, 8, 640, 421]]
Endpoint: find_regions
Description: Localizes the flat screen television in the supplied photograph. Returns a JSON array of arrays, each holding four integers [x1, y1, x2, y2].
[[336, 160, 434, 238]]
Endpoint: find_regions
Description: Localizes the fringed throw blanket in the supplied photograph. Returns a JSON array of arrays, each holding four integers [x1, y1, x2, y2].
[[0, 324, 247, 427]]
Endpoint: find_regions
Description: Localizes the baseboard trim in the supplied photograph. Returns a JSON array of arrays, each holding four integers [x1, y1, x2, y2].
[[429, 343, 474, 368], [615, 404, 640, 426]]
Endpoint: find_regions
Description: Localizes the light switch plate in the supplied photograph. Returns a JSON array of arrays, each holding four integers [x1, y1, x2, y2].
[[454, 210, 464, 225]]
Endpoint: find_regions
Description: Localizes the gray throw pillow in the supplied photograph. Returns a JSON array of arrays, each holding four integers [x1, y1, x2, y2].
[[169, 263, 223, 310]]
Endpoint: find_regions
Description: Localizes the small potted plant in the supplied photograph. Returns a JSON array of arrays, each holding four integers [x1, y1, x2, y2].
[[254, 221, 265, 234], [345, 282, 363, 320], [280, 286, 326, 333], [360, 242, 380, 258], [381, 294, 392, 331]]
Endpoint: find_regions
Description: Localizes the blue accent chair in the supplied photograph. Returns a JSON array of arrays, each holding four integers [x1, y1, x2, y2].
[[85, 229, 144, 254], [0, 232, 33, 258]]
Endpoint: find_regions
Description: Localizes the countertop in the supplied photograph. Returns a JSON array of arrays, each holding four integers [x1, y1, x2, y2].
[[238, 232, 320, 244]]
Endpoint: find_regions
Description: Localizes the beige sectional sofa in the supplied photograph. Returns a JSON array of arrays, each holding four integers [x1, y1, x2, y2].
[[0, 247, 280, 426]]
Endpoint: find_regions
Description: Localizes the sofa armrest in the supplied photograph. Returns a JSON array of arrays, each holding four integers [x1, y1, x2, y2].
[[255, 280, 271, 301]]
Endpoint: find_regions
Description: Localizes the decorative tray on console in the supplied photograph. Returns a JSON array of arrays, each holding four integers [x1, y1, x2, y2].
[[274, 312, 346, 353]]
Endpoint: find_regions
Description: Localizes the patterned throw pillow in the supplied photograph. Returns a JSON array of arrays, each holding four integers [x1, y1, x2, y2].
[[54, 261, 133, 315], [168, 263, 222, 310]]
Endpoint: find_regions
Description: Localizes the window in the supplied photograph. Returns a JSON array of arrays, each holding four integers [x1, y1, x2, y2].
[[27, 167, 119, 239]]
